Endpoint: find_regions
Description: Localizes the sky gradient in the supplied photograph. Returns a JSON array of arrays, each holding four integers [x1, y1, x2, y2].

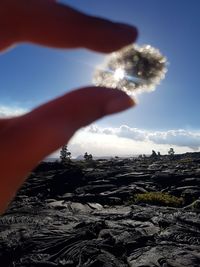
[[1, 0, 200, 156]]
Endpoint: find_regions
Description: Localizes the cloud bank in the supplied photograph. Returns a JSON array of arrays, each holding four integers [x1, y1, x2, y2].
[[85, 125, 200, 151], [51, 125, 200, 158], [1, 105, 199, 157], [0, 105, 27, 118]]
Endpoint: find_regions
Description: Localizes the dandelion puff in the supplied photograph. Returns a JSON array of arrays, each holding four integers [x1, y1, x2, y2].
[[93, 44, 168, 97]]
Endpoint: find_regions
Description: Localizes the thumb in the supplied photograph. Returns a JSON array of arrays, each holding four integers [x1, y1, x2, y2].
[[0, 87, 135, 213], [2, 87, 135, 169], [25, 86, 135, 148]]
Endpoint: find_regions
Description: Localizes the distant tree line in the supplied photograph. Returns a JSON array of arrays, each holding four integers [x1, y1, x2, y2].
[[59, 145, 175, 163]]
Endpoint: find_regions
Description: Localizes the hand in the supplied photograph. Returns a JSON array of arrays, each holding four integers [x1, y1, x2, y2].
[[0, 0, 138, 213]]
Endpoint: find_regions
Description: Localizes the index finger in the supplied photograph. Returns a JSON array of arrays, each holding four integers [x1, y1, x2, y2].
[[15, 1, 138, 52]]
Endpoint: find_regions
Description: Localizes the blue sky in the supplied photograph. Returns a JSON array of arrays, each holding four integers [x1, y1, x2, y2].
[[1, 0, 200, 156]]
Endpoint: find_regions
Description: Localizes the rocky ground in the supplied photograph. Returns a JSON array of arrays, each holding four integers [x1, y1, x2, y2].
[[1, 154, 200, 266]]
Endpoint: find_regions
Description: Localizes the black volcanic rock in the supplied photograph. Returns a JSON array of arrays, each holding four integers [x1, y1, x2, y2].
[[0, 156, 200, 266]]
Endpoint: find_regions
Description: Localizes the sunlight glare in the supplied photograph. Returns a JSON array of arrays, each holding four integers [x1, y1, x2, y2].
[[114, 68, 125, 81]]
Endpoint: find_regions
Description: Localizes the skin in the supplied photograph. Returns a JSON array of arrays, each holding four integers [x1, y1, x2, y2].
[[0, 0, 138, 214]]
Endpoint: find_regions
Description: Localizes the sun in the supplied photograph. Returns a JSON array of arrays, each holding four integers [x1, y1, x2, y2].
[[113, 68, 125, 81]]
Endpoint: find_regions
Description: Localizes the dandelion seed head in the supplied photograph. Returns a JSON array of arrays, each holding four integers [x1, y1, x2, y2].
[[93, 44, 168, 97]]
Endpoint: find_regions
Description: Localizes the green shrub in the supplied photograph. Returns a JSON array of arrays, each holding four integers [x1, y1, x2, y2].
[[179, 157, 193, 163], [130, 192, 183, 207], [191, 200, 200, 210]]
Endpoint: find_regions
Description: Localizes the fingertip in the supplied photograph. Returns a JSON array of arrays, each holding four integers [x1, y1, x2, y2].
[[79, 86, 136, 115], [115, 23, 138, 43], [104, 90, 136, 115], [80, 15, 138, 52]]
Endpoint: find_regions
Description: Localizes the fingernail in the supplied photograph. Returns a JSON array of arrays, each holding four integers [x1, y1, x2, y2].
[[106, 95, 135, 114]]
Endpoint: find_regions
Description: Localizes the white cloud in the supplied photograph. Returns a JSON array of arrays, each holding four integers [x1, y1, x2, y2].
[[148, 129, 200, 150], [1, 105, 197, 158], [84, 125, 200, 151], [51, 125, 200, 158], [3, 105, 199, 158], [117, 125, 147, 141], [0, 105, 27, 118]]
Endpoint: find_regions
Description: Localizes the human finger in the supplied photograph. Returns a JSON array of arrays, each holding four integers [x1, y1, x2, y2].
[[0, 87, 135, 213], [9, 1, 138, 52]]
